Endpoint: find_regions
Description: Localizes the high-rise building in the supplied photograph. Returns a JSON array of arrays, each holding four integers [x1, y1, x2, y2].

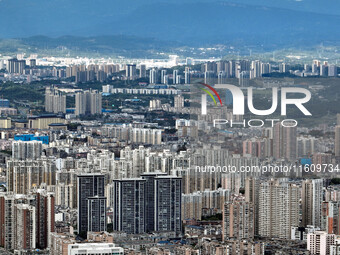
[[29, 59, 36, 68], [216, 61, 225, 73], [321, 201, 340, 235], [76, 70, 96, 83], [176, 74, 182, 84], [89, 90, 102, 115], [126, 64, 136, 80], [111, 173, 182, 235], [184, 67, 191, 84], [141, 172, 167, 232], [77, 174, 105, 234], [243, 138, 270, 158], [130, 127, 162, 145], [154, 175, 182, 234], [312, 60, 320, 73], [335, 126, 340, 157], [222, 199, 254, 241], [337, 114, 340, 125], [320, 65, 329, 76], [35, 189, 55, 249], [55, 182, 76, 209], [7, 58, 26, 74], [181, 188, 229, 221], [245, 177, 260, 235], [76, 71, 87, 83], [0, 196, 4, 247], [260, 63, 271, 76], [251, 60, 261, 78], [75, 89, 102, 116], [302, 179, 323, 228], [203, 62, 217, 73], [161, 69, 167, 84], [87, 196, 107, 232], [182, 192, 202, 221], [6, 159, 56, 195], [229, 60, 236, 77], [258, 179, 300, 239], [139, 64, 146, 78], [173, 70, 179, 84], [328, 65, 338, 77], [96, 70, 107, 82], [12, 140, 42, 160], [313, 60, 321, 66], [14, 204, 36, 250], [312, 64, 318, 74], [149, 68, 158, 84], [218, 71, 227, 84], [112, 178, 146, 234], [273, 123, 297, 161], [297, 136, 316, 157], [75, 92, 86, 116], [149, 99, 162, 110], [279, 63, 289, 73], [174, 95, 184, 110], [45, 86, 66, 114], [0, 193, 36, 250]]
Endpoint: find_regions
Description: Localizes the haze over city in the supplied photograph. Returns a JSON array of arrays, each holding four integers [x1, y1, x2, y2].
[[0, 1, 339, 255]]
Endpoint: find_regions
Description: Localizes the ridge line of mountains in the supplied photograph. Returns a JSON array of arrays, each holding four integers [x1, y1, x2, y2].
[[0, 0, 340, 54]]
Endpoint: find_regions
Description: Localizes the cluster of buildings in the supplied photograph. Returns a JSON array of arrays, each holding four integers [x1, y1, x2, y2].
[[0, 190, 55, 251], [102, 85, 179, 95], [1, 54, 338, 85], [0, 54, 340, 255], [294, 60, 339, 77], [148, 67, 191, 85], [44, 86, 102, 116], [0, 116, 337, 254]]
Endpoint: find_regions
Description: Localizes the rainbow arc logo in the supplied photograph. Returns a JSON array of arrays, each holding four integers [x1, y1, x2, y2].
[[197, 83, 223, 115]]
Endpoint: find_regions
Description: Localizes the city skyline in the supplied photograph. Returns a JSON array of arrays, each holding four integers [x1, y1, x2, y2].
[[0, 0, 340, 254]]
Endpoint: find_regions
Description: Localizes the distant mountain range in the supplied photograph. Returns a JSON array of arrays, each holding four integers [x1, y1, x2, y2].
[[0, 0, 340, 49], [0, 35, 182, 58]]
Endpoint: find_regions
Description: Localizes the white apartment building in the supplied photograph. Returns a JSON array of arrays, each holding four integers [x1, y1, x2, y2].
[[68, 243, 124, 255], [258, 180, 300, 239], [308, 231, 335, 255]]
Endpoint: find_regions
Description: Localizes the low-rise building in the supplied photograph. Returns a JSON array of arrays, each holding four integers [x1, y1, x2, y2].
[[68, 243, 124, 255]]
